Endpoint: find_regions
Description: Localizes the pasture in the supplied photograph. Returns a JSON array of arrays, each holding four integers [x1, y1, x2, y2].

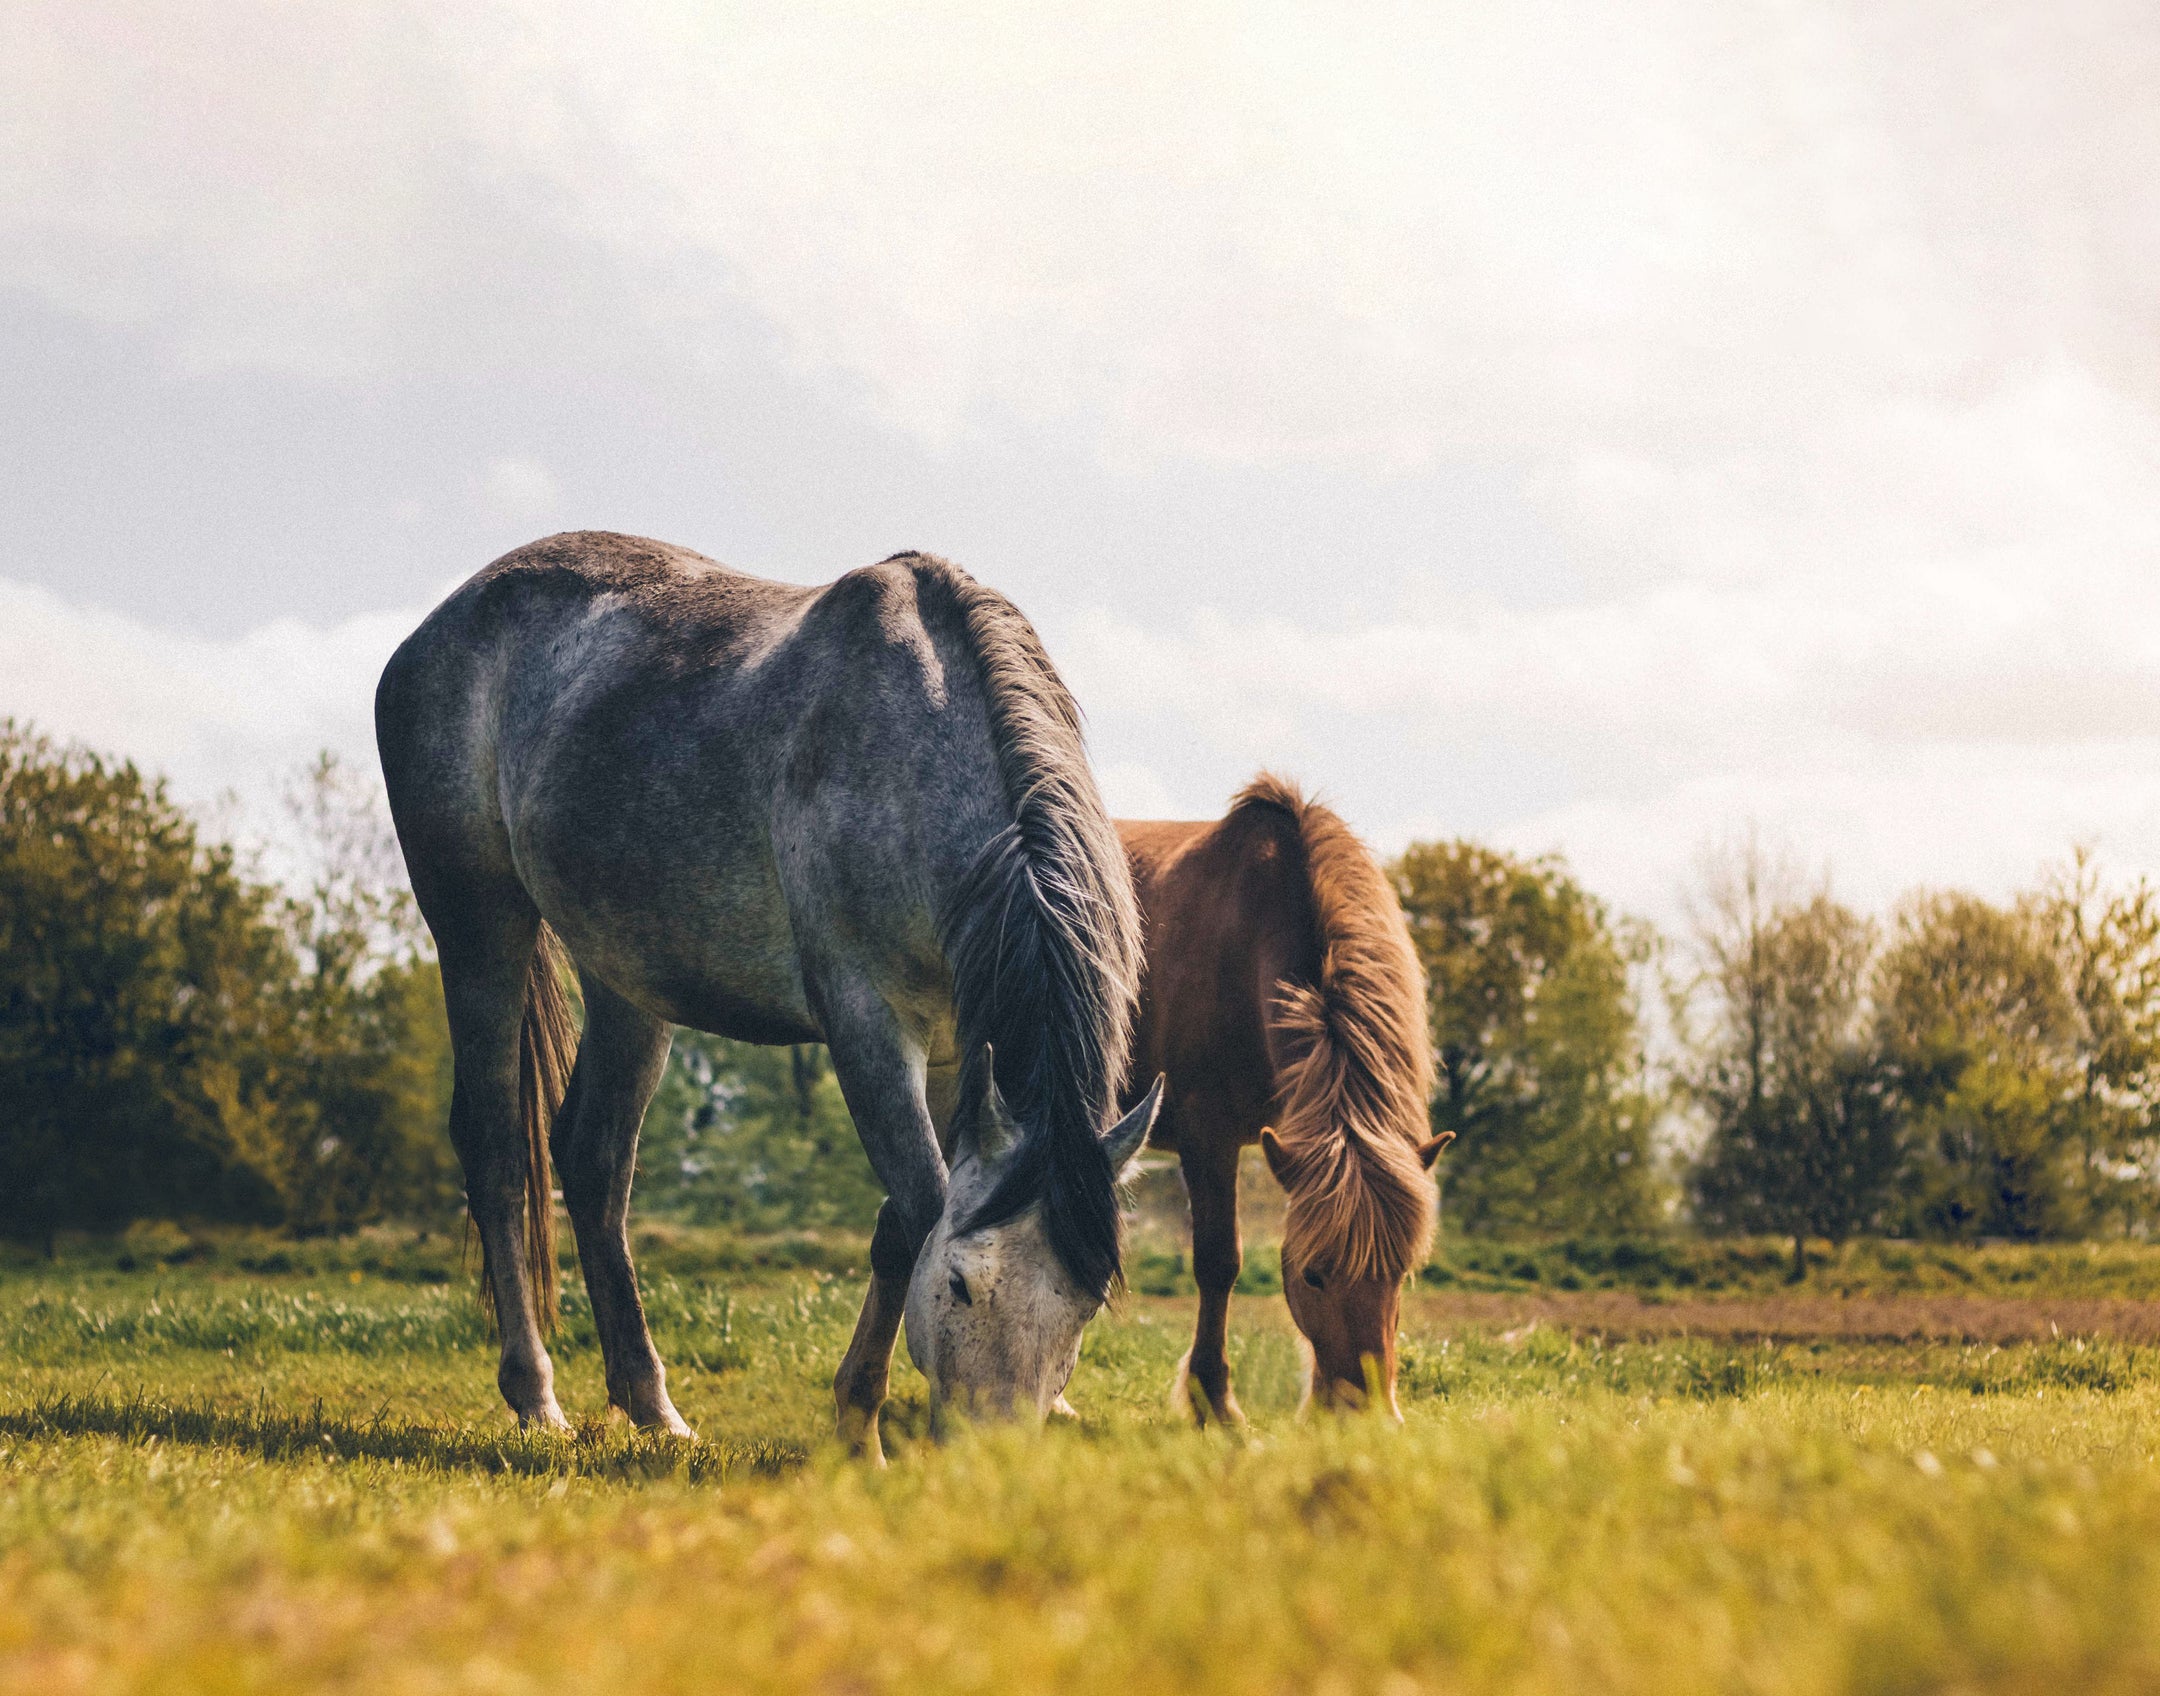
[[8, 1236, 2160, 1694]]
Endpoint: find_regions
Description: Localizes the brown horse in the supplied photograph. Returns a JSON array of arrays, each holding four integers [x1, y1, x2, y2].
[[1120, 776, 1447, 1422]]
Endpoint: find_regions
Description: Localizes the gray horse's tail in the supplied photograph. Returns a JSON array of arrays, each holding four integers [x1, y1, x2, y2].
[[916, 560, 1143, 1301], [483, 921, 574, 1334]]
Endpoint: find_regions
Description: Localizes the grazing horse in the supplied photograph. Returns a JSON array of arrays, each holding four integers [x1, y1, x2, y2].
[[376, 532, 1161, 1457], [1120, 776, 1446, 1422]]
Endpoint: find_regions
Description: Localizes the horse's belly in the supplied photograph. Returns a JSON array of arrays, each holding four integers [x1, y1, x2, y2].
[[525, 833, 821, 1043]]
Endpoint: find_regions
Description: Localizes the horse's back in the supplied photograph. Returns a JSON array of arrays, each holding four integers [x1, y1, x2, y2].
[[1117, 807, 1321, 1140], [377, 533, 806, 869], [378, 532, 810, 716], [378, 533, 1010, 1040]]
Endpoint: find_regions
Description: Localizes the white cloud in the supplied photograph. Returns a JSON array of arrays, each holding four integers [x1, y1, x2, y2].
[[7, 2, 2160, 926], [1054, 363, 2160, 921], [1063, 578, 2160, 927], [0, 577, 414, 823], [1094, 760, 1179, 821], [11, 2, 2157, 461], [1496, 748, 2160, 933], [478, 456, 560, 522], [0, 1, 462, 374]]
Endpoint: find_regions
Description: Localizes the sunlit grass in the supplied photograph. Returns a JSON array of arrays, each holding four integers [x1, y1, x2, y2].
[[9, 1255, 2160, 1692]]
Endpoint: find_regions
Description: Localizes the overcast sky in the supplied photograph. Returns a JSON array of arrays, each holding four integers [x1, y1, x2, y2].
[[6, 1, 2159, 926]]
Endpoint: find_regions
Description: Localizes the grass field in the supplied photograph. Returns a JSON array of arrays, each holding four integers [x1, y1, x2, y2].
[[10, 1234, 2160, 1693]]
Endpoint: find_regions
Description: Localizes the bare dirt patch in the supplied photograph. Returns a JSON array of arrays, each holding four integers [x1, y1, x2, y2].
[[1406, 1289, 2160, 1345]]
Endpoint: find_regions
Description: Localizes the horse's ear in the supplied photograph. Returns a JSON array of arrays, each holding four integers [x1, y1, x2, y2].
[[977, 1046, 1023, 1163], [1417, 1132, 1455, 1171], [954, 1044, 1020, 1165], [1259, 1126, 1291, 1186], [1101, 1075, 1163, 1181]]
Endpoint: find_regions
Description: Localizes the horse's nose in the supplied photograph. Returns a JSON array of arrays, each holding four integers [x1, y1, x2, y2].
[[1320, 1375, 1368, 1410]]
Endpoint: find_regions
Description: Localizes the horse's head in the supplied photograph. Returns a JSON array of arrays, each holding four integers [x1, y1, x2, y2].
[[1263, 1125, 1450, 1418], [905, 1059, 1162, 1426]]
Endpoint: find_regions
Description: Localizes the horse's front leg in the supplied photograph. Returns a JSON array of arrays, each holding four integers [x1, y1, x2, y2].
[[836, 1203, 931, 1463], [553, 976, 693, 1437], [1176, 1134, 1248, 1428], [819, 991, 946, 1465]]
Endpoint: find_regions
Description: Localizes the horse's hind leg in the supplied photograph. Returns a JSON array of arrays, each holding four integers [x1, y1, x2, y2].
[[1176, 1130, 1248, 1429], [553, 975, 693, 1437], [437, 908, 569, 1429]]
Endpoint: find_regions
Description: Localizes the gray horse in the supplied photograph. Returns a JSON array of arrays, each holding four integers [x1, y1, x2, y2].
[[375, 532, 1161, 1457]]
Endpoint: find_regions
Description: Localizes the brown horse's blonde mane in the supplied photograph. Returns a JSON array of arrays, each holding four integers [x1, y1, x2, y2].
[[1236, 775, 1437, 1282]]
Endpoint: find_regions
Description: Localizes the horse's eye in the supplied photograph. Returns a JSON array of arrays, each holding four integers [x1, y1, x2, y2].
[[948, 1268, 972, 1306], [1302, 1267, 1326, 1290]]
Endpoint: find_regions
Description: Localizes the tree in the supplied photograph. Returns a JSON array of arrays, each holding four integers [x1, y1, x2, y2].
[[2037, 850, 2160, 1233], [1874, 890, 2086, 1240], [636, 1034, 883, 1231], [268, 753, 458, 1233], [0, 722, 289, 1250], [1679, 839, 1901, 1277], [1392, 840, 1661, 1235]]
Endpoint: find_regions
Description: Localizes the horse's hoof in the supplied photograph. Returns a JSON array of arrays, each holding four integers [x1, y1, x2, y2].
[[1171, 1348, 1245, 1430], [838, 1405, 887, 1466], [1193, 1388, 1245, 1429], [1169, 1350, 1202, 1426], [634, 1394, 697, 1440], [608, 1390, 697, 1440]]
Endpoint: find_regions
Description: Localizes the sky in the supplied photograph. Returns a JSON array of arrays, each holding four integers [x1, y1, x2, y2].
[[5, 1, 2159, 929]]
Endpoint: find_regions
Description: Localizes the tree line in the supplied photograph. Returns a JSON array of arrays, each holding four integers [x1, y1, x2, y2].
[[1406, 835, 2160, 1272], [7, 720, 2160, 1263]]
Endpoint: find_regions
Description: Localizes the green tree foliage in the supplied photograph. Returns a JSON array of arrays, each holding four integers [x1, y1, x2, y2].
[[1392, 840, 1661, 1234], [1679, 844, 1902, 1276], [635, 1035, 882, 1231], [269, 754, 457, 1234], [0, 731, 456, 1248], [0, 723, 289, 1250], [1874, 886, 2137, 1241], [2040, 851, 2160, 1233], [1681, 844, 2160, 1257], [1873, 890, 2070, 1238]]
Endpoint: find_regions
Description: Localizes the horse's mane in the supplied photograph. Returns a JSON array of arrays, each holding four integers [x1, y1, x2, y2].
[[900, 555, 1143, 1301], [1237, 775, 1437, 1281]]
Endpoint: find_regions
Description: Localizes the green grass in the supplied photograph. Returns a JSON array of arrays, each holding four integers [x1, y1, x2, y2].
[[11, 1246, 2160, 1691]]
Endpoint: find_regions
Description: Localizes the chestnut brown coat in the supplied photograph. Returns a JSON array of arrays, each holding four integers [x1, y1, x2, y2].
[[1119, 776, 1447, 1420]]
